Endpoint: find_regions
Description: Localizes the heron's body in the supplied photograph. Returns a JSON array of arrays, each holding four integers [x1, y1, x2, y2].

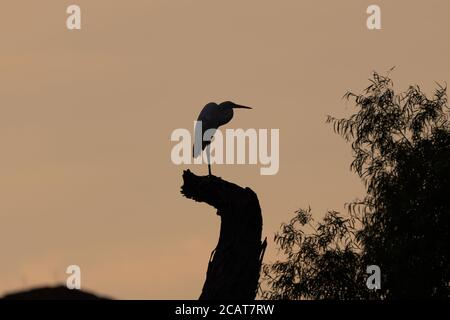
[[193, 101, 252, 175]]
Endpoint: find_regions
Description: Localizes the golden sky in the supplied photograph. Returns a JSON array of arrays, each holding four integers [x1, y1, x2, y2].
[[1, 0, 449, 299]]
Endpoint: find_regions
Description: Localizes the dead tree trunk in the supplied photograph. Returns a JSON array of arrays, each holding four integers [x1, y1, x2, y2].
[[181, 170, 267, 300]]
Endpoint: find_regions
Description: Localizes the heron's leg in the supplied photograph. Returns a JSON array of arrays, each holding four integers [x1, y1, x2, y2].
[[206, 144, 212, 176]]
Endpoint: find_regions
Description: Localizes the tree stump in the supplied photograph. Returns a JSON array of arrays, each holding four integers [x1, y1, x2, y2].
[[181, 170, 267, 300]]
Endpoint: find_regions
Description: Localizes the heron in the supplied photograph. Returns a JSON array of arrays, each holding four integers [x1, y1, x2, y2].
[[193, 101, 252, 176]]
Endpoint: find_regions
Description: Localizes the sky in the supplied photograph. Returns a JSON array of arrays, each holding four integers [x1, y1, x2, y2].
[[1, 0, 449, 299]]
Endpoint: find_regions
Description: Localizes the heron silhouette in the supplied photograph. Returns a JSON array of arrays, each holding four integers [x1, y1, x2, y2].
[[193, 101, 252, 176]]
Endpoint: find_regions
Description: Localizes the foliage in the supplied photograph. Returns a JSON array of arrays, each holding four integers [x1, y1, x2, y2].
[[261, 208, 370, 299], [262, 71, 450, 299]]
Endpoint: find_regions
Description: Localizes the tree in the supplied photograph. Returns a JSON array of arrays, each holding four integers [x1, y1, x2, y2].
[[261, 208, 370, 299], [262, 71, 450, 299], [181, 170, 266, 299]]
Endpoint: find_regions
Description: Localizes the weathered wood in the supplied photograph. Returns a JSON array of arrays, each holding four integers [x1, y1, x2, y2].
[[181, 169, 267, 300]]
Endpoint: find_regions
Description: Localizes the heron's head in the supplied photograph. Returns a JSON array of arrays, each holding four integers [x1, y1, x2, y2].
[[220, 101, 252, 110]]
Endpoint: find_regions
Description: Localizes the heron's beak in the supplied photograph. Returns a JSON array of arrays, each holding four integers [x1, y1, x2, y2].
[[233, 104, 252, 109]]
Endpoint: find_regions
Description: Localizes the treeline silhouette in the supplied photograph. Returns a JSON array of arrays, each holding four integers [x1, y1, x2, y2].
[[1, 285, 109, 300]]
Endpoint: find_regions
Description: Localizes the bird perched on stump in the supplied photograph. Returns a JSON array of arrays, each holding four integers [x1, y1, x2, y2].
[[193, 101, 252, 176]]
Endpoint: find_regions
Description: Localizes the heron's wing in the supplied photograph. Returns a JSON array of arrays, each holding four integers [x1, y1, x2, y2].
[[193, 104, 219, 158], [193, 120, 217, 157]]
